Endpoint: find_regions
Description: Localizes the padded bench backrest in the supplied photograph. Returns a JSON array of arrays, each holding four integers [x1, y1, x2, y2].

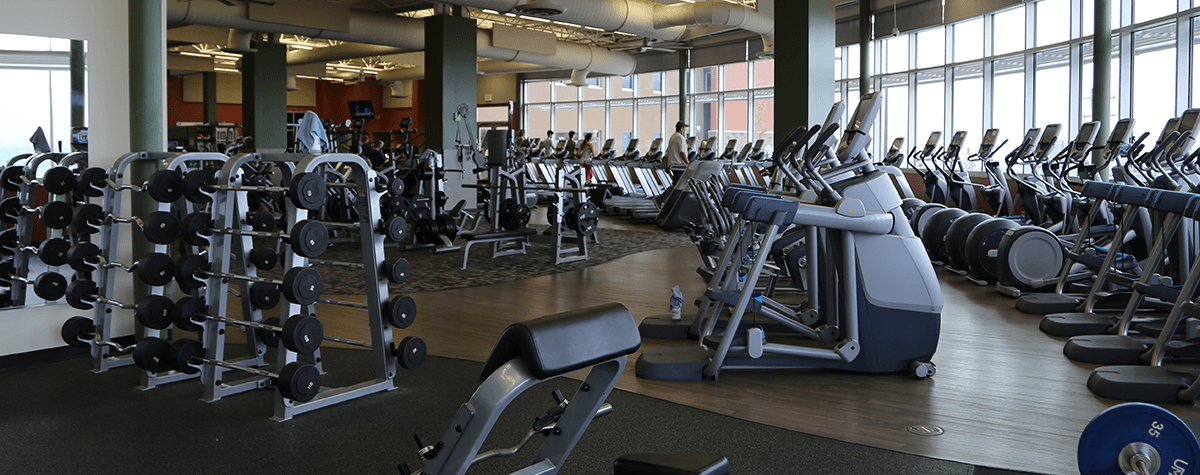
[[480, 303, 641, 383]]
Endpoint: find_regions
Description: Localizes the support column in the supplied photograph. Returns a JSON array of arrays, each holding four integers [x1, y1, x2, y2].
[[859, 0, 871, 94], [678, 50, 688, 122], [1094, 0, 1112, 173], [202, 71, 218, 125], [69, 40, 84, 128], [128, 0, 165, 308], [425, 13, 478, 211], [241, 41, 287, 152], [775, 0, 836, 150]]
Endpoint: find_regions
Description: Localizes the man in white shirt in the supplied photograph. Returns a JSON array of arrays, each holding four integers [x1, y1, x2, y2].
[[665, 121, 689, 169]]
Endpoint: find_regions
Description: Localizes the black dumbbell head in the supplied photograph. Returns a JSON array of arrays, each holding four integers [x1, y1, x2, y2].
[[65, 279, 98, 310], [248, 281, 280, 310], [290, 220, 329, 258], [42, 166, 76, 195], [288, 173, 327, 211], [40, 201, 73, 229], [387, 295, 416, 329], [72, 203, 104, 235], [170, 296, 205, 333], [147, 169, 184, 203], [282, 315, 324, 355], [77, 167, 107, 197], [66, 242, 100, 272], [136, 252, 176, 287], [1, 166, 24, 192], [37, 238, 70, 267], [248, 210, 275, 232], [383, 258, 410, 285], [278, 362, 321, 402], [182, 169, 216, 204], [167, 339, 203, 375], [60, 316, 95, 349], [173, 255, 208, 290], [248, 247, 277, 271], [180, 212, 213, 247], [256, 316, 282, 348], [396, 336, 426, 371], [32, 272, 67, 301], [132, 337, 174, 373], [384, 216, 407, 242], [281, 267, 322, 305], [388, 177, 405, 196], [0, 229, 17, 254], [0, 197, 20, 224], [135, 296, 175, 330], [143, 211, 181, 245]]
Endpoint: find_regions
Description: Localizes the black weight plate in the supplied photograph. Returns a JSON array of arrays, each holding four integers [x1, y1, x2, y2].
[[167, 339, 203, 375], [435, 214, 458, 242], [288, 173, 327, 210], [384, 216, 407, 242], [40, 201, 73, 229], [65, 279, 98, 310], [136, 252, 176, 287], [248, 210, 275, 232], [388, 295, 416, 329], [143, 211, 181, 245], [77, 167, 107, 197], [182, 169, 215, 204], [564, 204, 578, 232], [576, 202, 599, 237], [281, 267, 322, 305], [414, 218, 437, 244], [397, 336, 426, 371], [289, 220, 329, 258], [66, 242, 100, 272], [135, 295, 175, 330], [248, 247, 277, 271], [0, 259, 12, 280], [500, 198, 516, 230], [278, 362, 321, 402], [60, 316, 94, 349], [0, 196, 20, 224], [248, 281, 280, 310], [1, 165, 24, 191], [435, 191, 447, 209], [174, 255, 208, 290], [33, 272, 67, 300], [147, 169, 184, 203], [383, 258, 410, 285], [37, 238, 70, 266], [132, 337, 173, 373], [180, 212, 213, 247], [42, 166, 76, 195], [0, 229, 17, 253], [388, 177, 404, 196], [256, 317, 282, 348], [513, 203, 531, 228], [282, 315, 324, 354], [386, 196, 412, 221], [412, 204, 432, 222], [170, 296, 205, 332], [72, 203, 104, 234]]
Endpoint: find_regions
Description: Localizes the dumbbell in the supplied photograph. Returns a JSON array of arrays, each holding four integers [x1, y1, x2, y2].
[[171, 296, 375, 356], [60, 316, 138, 355], [174, 254, 323, 306], [134, 337, 321, 402], [310, 258, 410, 285], [414, 214, 459, 245], [71, 203, 180, 243], [75, 167, 184, 202], [180, 212, 328, 258], [1078, 402, 1199, 475], [64, 279, 176, 320], [182, 169, 328, 210], [63, 244, 176, 286], [305, 293, 417, 330], [0, 260, 67, 300], [0, 198, 73, 228], [0, 233, 70, 266], [1, 164, 77, 194]]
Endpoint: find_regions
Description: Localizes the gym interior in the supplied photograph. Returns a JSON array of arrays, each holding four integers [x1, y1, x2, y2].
[[1, 1, 1198, 474]]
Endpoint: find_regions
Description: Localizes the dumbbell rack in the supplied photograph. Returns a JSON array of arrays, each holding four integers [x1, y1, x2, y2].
[[5, 152, 69, 307]]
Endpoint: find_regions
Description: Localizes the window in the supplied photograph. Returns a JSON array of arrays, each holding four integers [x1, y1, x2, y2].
[[637, 98, 663, 144], [1081, 40, 1120, 125], [724, 62, 749, 90], [581, 77, 605, 100], [954, 18, 984, 63], [553, 81, 578, 102], [881, 35, 909, 74], [915, 70, 945, 145], [753, 89, 775, 156], [553, 103, 578, 135], [636, 72, 661, 97], [834, 48, 843, 81], [610, 76, 633, 98], [953, 64, 984, 153], [525, 104, 551, 139], [1036, 0, 1069, 47], [723, 91, 749, 147], [916, 27, 945, 69], [1034, 48, 1070, 133], [881, 78, 910, 154], [526, 81, 551, 103], [992, 56, 1026, 148], [1131, 22, 1178, 135], [621, 76, 632, 91], [693, 94, 718, 143], [694, 66, 719, 93], [1134, 0, 1175, 25], [847, 44, 860, 79], [609, 100, 633, 150], [753, 59, 774, 88], [993, 7, 1025, 56], [581, 102, 606, 146]]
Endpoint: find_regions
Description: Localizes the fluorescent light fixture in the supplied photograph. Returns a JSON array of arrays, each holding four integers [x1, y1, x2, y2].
[[290, 44, 313, 50], [214, 67, 240, 73], [335, 67, 359, 72], [214, 55, 241, 61], [178, 51, 212, 58], [481, 9, 498, 14], [555, 21, 583, 28], [296, 75, 321, 80]]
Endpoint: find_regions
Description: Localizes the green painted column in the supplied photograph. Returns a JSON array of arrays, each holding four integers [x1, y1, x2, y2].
[[241, 41, 288, 151], [678, 50, 688, 122], [203, 71, 218, 125], [69, 40, 84, 128], [774, 0, 836, 151], [859, 0, 871, 93], [1093, 0, 1112, 173], [128, 0, 164, 308], [425, 13, 478, 210]]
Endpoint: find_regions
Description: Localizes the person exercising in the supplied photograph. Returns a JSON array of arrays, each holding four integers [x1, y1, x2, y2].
[[539, 130, 556, 157], [564, 130, 578, 157], [575, 132, 597, 181], [665, 121, 689, 177]]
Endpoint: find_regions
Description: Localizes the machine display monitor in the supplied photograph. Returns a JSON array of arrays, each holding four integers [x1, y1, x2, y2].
[[349, 100, 375, 119]]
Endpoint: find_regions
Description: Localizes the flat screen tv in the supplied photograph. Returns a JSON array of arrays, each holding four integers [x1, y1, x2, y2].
[[349, 100, 375, 119]]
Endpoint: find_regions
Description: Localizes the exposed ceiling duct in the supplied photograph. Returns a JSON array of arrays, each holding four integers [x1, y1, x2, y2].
[[167, 0, 637, 76], [286, 44, 412, 66], [654, 2, 775, 57], [376, 60, 562, 81], [223, 29, 257, 54]]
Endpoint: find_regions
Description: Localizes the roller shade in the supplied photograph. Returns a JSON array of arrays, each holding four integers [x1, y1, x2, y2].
[[689, 40, 750, 68], [837, 18, 861, 47], [945, 0, 1022, 24], [633, 51, 679, 74], [873, 0, 943, 37]]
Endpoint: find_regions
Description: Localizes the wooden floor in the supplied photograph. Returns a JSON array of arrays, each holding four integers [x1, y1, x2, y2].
[[312, 231, 1200, 475]]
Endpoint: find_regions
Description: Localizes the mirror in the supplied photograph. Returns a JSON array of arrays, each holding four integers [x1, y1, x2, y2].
[[0, 33, 87, 310]]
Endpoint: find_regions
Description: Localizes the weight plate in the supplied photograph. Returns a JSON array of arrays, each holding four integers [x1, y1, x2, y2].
[[170, 296, 205, 333], [180, 212, 213, 247], [386, 196, 413, 222], [147, 169, 184, 203], [278, 362, 321, 402], [0, 259, 12, 280], [397, 336, 426, 371], [384, 216, 408, 242], [248, 281, 280, 310], [1, 165, 24, 192], [136, 252, 176, 287], [388, 176, 405, 196], [248, 210, 275, 232], [60, 316, 94, 349], [37, 238, 70, 267], [0, 197, 20, 224], [248, 247, 277, 271], [514, 203, 531, 228], [173, 255, 208, 290], [282, 315, 324, 354], [66, 242, 100, 272], [65, 279, 98, 310], [42, 166, 76, 195], [435, 214, 458, 242], [143, 211, 181, 245], [576, 202, 600, 237], [135, 295, 175, 330], [383, 258, 410, 285], [387, 295, 416, 329], [33, 272, 67, 300], [167, 339, 203, 375], [414, 218, 438, 245], [500, 198, 516, 230], [72, 203, 104, 235], [288, 173, 327, 210], [1078, 402, 1200, 475], [256, 317, 282, 348], [0, 229, 17, 253], [77, 167, 107, 197], [132, 337, 173, 373], [40, 201, 73, 229], [182, 170, 215, 204], [289, 220, 329, 259], [281, 267, 323, 305]]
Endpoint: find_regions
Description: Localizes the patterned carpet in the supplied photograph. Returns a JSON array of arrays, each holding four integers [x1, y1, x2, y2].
[[260, 226, 693, 294]]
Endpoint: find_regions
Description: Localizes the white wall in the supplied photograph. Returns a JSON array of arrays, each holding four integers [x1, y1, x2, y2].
[[0, 0, 136, 356]]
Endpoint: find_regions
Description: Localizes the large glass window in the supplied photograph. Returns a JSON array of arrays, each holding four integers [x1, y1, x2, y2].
[[724, 62, 749, 90], [1034, 48, 1070, 129], [916, 27, 945, 69], [881, 78, 910, 152], [753, 89, 775, 155], [581, 102, 606, 144], [637, 98, 663, 145], [915, 70, 945, 144], [993, 6, 1026, 56], [608, 76, 632, 99], [723, 91, 749, 147], [694, 66, 719, 93], [1131, 22, 1178, 135], [636, 72, 661, 97], [953, 64, 984, 149], [847, 44, 860, 79], [609, 100, 633, 151], [954, 18, 984, 63], [881, 35, 910, 74], [1036, 0, 1070, 46], [1134, 1, 1175, 25], [992, 57, 1026, 145], [753, 59, 774, 88], [525, 103, 551, 139], [553, 81, 578, 102], [1081, 40, 1120, 126], [693, 94, 719, 144], [526, 81, 551, 103], [554, 103, 578, 134], [581, 79, 605, 100]]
